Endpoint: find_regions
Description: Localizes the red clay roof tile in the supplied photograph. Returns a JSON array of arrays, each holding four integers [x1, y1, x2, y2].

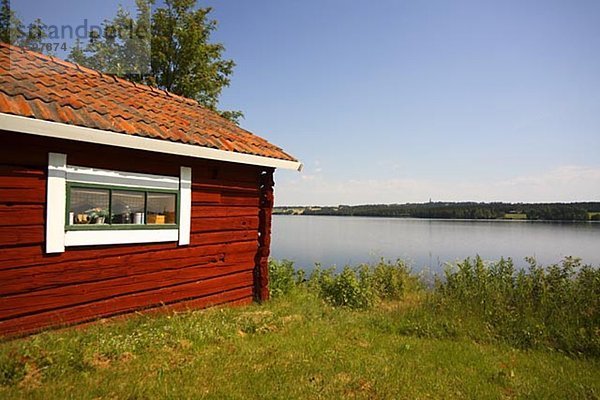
[[0, 92, 14, 113], [0, 43, 296, 162]]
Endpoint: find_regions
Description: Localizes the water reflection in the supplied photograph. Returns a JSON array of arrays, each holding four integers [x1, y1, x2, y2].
[[271, 215, 600, 273]]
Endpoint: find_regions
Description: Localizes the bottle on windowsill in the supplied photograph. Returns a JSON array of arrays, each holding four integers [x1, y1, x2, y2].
[[123, 205, 132, 224]]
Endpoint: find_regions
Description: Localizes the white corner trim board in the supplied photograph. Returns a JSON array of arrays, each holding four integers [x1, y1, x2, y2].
[[1, 113, 303, 171], [46, 152, 67, 253], [179, 166, 192, 246], [45, 153, 193, 253]]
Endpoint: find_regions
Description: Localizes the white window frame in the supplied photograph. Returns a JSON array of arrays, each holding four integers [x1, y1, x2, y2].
[[46, 152, 192, 253]]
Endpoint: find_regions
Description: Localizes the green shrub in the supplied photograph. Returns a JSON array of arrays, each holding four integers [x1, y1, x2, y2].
[[268, 256, 599, 356], [268, 259, 299, 298], [371, 259, 414, 300], [308, 266, 374, 309], [432, 256, 600, 355], [270, 259, 417, 309]]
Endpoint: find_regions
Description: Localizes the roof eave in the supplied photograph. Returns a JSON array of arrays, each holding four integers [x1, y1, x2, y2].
[[0, 113, 303, 171]]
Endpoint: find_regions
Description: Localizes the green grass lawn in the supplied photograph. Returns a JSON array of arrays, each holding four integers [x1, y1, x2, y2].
[[503, 213, 527, 220], [1, 290, 599, 399]]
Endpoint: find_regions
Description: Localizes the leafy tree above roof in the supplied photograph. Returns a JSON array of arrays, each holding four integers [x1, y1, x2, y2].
[[68, 0, 243, 123]]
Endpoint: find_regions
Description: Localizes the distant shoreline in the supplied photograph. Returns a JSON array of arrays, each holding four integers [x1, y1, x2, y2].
[[273, 214, 600, 223], [274, 202, 600, 222]]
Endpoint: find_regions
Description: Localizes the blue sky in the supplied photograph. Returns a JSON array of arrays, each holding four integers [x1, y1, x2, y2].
[[14, 1, 600, 205]]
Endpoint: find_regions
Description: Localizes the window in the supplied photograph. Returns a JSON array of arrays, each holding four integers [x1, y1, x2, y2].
[[46, 152, 192, 253], [147, 192, 177, 225], [69, 187, 110, 225], [66, 184, 178, 229]]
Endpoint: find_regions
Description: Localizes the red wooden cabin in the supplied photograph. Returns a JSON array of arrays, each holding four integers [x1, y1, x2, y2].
[[0, 43, 301, 336]]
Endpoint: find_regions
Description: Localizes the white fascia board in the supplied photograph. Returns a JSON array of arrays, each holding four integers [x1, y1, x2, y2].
[[66, 165, 179, 190], [0, 113, 303, 171], [65, 229, 179, 247]]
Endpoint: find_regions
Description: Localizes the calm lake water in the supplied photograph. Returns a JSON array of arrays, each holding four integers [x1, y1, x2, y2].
[[271, 215, 600, 273]]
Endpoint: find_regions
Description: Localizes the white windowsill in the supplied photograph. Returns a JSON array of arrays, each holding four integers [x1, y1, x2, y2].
[[64, 229, 179, 247]]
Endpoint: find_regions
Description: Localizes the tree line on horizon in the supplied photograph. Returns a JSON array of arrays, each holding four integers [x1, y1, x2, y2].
[[274, 202, 600, 221]]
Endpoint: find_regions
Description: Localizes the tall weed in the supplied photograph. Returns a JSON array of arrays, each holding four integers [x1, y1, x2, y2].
[[268, 259, 299, 298], [434, 256, 600, 355], [269, 256, 599, 356], [308, 265, 374, 309], [269, 259, 417, 309]]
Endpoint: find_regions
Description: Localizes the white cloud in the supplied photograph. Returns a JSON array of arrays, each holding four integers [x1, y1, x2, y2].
[[275, 165, 600, 205]]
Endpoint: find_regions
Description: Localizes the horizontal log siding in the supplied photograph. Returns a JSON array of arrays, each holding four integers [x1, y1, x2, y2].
[[0, 131, 267, 336]]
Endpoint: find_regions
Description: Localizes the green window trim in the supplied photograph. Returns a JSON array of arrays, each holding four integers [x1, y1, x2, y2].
[[65, 182, 180, 231]]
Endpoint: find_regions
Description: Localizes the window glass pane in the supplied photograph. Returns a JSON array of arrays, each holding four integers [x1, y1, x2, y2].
[[69, 187, 109, 225], [111, 190, 145, 224], [147, 192, 176, 224]]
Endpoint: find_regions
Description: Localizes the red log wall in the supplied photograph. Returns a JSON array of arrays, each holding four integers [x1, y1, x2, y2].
[[0, 131, 274, 336]]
